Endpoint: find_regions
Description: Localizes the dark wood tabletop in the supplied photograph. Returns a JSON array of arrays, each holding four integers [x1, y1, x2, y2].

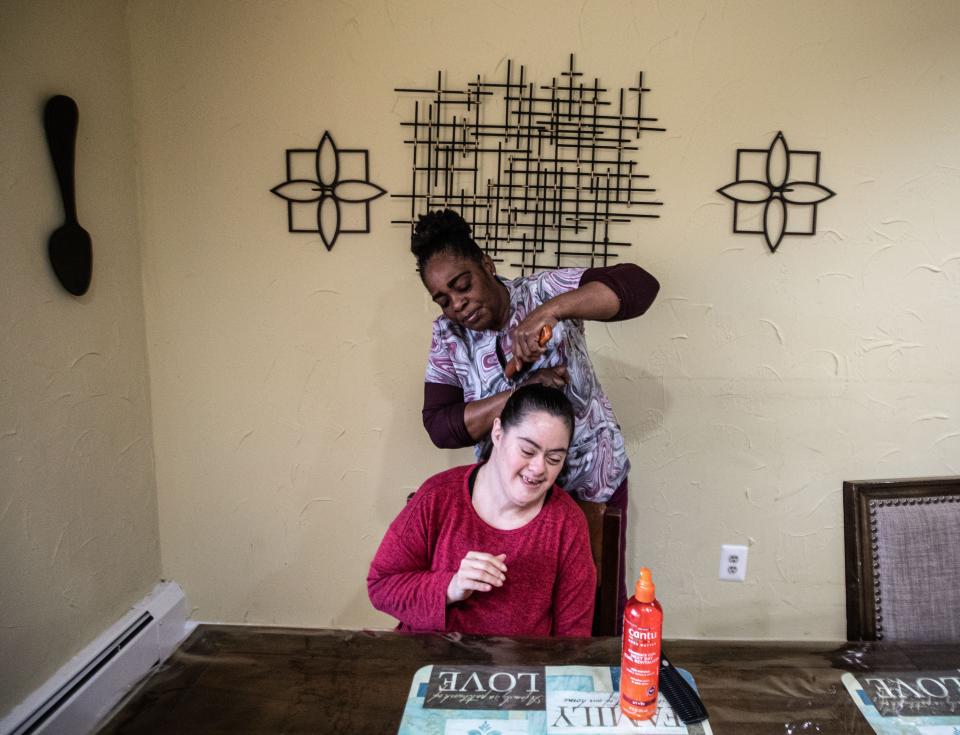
[[95, 624, 960, 734]]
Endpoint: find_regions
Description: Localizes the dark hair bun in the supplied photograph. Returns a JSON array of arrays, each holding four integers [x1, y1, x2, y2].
[[412, 209, 472, 255], [410, 209, 485, 271]]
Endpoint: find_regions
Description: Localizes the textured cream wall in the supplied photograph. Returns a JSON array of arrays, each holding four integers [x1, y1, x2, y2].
[[128, 0, 960, 639], [0, 0, 161, 715]]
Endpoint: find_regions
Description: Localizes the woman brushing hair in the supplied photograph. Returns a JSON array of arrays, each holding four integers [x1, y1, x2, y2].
[[368, 384, 596, 636], [412, 208, 659, 630]]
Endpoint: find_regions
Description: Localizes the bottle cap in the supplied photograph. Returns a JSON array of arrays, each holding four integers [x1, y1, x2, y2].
[[634, 567, 655, 602]]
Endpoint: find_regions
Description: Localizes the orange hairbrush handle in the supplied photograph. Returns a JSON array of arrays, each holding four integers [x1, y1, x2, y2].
[[504, 324, 553, 380]]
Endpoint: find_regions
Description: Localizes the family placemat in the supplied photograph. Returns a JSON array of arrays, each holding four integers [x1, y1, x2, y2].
[[397, 664, 712, 734]]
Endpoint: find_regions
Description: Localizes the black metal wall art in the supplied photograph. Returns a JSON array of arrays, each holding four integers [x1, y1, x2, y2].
[[393, 54, 665, 274], [717, 131, 835, 254], [44, 95, 92, 296], [271, 132, 386, 251]]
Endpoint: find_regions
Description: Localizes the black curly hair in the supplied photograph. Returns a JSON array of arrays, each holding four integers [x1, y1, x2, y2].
[[410, 209, 486, 274]]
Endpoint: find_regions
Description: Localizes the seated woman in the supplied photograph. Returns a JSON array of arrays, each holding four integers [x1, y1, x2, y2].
[[367, 384, 596, 637]]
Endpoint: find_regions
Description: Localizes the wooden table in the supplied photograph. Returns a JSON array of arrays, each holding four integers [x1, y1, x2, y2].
[[96, 625, 960, 734]]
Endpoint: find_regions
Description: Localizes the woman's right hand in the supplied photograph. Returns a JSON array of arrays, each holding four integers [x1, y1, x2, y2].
[[523, 365, 570, 390], [446, 552, 508, 604]]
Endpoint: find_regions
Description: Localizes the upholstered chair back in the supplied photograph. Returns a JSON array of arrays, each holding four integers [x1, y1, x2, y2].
[[844, 477, 960, 642]]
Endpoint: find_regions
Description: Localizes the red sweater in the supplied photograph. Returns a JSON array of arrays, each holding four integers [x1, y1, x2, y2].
[[367, 465, 596, 637]]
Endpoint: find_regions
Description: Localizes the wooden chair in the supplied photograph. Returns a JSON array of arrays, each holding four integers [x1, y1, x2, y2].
[[573, 499, 622, 637], [843, 476, 960, 642]]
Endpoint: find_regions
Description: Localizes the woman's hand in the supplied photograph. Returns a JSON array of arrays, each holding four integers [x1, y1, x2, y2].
[[446, 552, 507, 604], [523, 365, 570, 389], [511, 305, 559, 364], [510, 280, 627, 366]]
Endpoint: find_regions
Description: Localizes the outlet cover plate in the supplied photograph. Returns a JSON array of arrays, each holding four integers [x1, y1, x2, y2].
[[719, 544, 748, 582]]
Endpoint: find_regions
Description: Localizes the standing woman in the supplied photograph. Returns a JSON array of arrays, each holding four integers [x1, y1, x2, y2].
[[413, 209, 659, 628]]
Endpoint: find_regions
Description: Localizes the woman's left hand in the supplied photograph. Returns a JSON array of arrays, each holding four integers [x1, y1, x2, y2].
[[511, 306, 558, 365]]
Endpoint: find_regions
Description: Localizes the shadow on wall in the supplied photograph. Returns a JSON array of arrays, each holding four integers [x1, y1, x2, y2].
[[366, 262, 474, 516], [588, 346, 668, 453], [587, 348, 669, 594]]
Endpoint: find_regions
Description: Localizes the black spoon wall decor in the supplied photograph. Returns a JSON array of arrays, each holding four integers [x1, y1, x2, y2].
[[43, 95, 92, 296]]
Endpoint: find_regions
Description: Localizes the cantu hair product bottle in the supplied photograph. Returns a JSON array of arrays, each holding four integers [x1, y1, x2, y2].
[[620, 567, 662, 721]]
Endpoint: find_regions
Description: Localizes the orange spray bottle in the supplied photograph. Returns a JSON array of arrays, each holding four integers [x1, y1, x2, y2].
[[620, 567, 663, 721]]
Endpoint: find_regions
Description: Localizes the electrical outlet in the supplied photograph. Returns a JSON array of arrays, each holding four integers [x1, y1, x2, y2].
[[719, 544, 748, 582]]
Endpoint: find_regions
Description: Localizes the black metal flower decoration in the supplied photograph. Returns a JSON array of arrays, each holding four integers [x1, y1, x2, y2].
[[271, 131, 386, 251], [717, 131, 835, 253]]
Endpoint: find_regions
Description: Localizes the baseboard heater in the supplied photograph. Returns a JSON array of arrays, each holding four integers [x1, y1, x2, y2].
[[1, 582, 187, 735]]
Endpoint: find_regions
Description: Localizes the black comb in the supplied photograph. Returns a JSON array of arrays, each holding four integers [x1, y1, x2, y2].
[[659, 653, 709, 725]]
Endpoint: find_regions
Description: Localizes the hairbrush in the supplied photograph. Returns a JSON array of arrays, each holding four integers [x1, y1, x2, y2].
[[504, 324, 553, 380], [659, 653, 709, 725]]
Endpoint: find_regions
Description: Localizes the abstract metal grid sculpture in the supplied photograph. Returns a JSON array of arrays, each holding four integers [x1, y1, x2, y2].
[[394, 55, 665, 274], [717, 131, 835, 254], [271, 131, 386, 251]]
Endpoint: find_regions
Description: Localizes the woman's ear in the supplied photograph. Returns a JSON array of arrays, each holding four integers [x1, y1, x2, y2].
[[482, 254, 497, 277], [491, 417, 503, 447]]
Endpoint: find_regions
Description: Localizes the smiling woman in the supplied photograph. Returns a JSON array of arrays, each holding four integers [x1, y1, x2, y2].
[[367, 385, 596, 637]]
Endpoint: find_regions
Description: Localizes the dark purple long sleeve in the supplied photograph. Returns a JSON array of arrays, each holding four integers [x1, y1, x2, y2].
[[579, 263, 660, 321], [422, 382, 474, 449]]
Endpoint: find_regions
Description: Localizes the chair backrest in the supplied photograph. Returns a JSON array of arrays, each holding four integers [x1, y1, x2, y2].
[[573, 499, 622, 637], [843, 476, 960, 642]]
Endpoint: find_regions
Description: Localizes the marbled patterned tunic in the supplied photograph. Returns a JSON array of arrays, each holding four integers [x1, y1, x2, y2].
[[425, 268, 629, 502]]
